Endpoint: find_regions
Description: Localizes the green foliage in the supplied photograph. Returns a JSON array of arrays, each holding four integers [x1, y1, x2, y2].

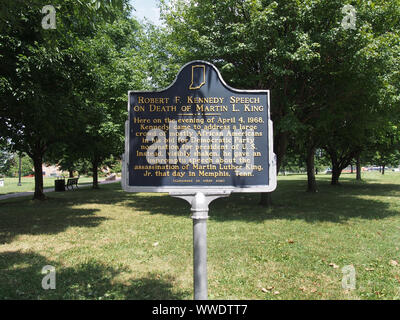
[[140, 23, 185, 90], [0, 0, 135, 196], [103, 155, 122, 174], [65, 13, 149, 185], [161, 0, 400, 185], [364, 124, 400, 167], [4, 154, 34, 177], [1, 0, 399, 193], [0, 150, 14, 176]]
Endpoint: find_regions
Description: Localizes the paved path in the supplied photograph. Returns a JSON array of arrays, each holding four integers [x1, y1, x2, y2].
[[0, 178, 121, 201]]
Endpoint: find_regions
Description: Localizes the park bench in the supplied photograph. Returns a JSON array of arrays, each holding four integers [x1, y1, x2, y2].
[[66, 177, 79, 190]]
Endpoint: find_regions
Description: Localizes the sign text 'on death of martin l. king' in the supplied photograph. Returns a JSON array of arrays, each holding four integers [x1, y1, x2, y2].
[[122, 61, 276, 193]]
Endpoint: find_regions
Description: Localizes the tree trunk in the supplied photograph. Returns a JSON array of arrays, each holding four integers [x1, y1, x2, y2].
[[326, 145, 359, 186], [356, 156, 362, 180], [382, 165, 385, 175], [92, 159, 99, 189], [32, 153, 46, 200], [259, 192, 272, 207], [331, 165, 342, 185], [275, 132, 288, 173], [350, 164, 353, 174], [17, 153, 22, 186], [306, 146, 317, 192], [69, 169, 74, 178]]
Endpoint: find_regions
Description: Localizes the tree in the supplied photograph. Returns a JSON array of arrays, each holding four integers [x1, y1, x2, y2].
[[290, 0, 400, 186], [70, 15, 148, 188], [365, 124, 400, 174], [319, 0, 400, 185], [8, 154, 34, 177], [0, 150, 14, 176], [161, 0, 400, 197], [161, 0, 323, 204], [0, 0, 131, 199]]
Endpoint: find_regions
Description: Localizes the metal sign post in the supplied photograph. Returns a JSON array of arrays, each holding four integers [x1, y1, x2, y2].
[[170, 191, 230, 300], [122, 60, 276, 300]]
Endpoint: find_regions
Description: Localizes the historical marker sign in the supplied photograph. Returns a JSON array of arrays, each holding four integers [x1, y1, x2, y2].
[[122, 61, 276, 300], [122, 61, 276, 193]]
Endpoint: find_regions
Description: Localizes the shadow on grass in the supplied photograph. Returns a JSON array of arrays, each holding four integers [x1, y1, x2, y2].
[[0, 198, 108, 244], [1, 178, 399, 232], [81, 180, 400, 224], [0, 251, 188, 300], [0, 179, 95, 197]]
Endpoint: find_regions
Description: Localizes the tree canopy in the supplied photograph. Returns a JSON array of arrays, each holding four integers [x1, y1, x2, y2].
[[1, 0, 399, 200], [0, 0, 138, 198], [160, 0, 400, 196]]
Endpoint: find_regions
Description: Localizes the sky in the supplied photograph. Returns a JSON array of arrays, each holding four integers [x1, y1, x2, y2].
[[130, 0, 162, 26]]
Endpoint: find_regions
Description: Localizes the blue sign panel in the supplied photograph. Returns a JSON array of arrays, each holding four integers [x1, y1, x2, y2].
[[122, 61, 276, 193]]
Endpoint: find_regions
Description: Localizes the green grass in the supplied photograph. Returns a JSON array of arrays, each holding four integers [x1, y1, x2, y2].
[[0, 177, 96, 195], [0, 172, 399, 300]]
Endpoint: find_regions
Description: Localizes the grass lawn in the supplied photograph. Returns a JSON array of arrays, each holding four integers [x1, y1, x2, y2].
[[0, 176, 96, 195], [0, 172, 399, 300]]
